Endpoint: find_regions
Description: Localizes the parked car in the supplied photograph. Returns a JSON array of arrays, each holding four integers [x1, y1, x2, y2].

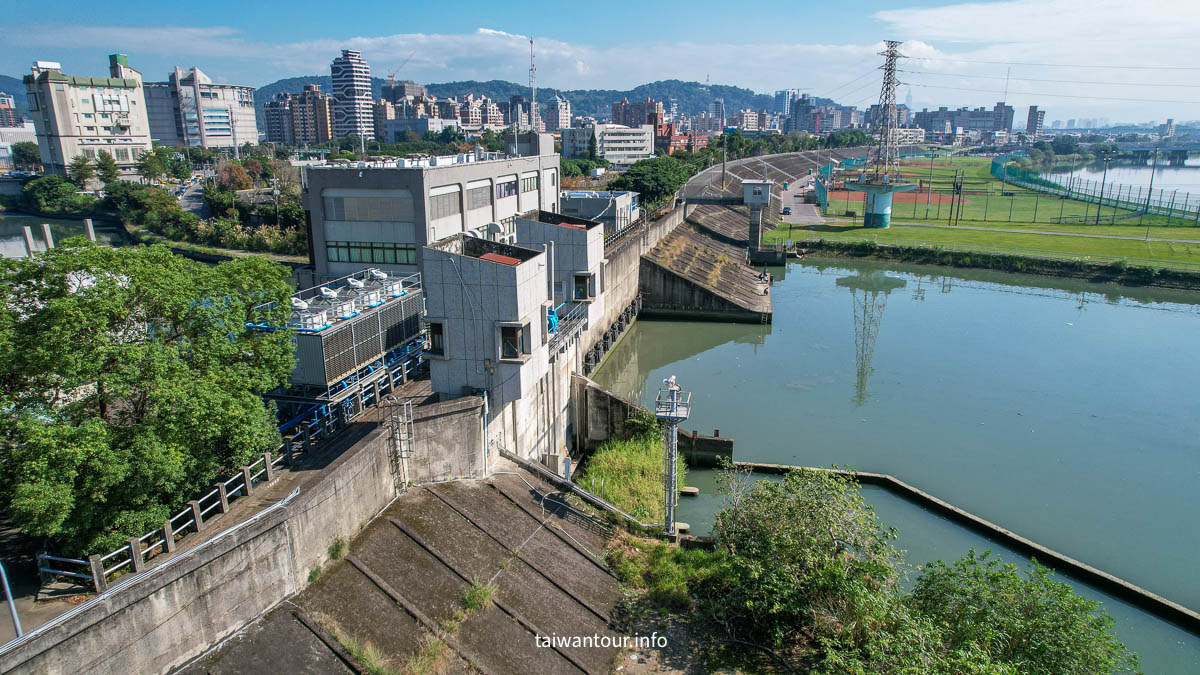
[[782, 206, 792, 215]]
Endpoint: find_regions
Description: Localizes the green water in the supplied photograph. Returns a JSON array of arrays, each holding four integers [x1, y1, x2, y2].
[[592, 258, 1200, 672], [0, 212, 126, 257]]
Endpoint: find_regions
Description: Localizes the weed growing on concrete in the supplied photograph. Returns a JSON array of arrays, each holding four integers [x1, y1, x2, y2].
[[463, 578, 497, 612], [402, 631, 447, 675], [307, 566, 322, 583], [310, 612, 398, 675], [328, 536, 348, 560]]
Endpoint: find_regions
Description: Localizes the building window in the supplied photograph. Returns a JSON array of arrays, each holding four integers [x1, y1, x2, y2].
[[494, 179, 517, 199], [500, 324, 526, 360], [427, 322, 445, 356], [466, 185, 492, 210], [428, 192, 461, 220], [115, 149, 130, 161], [574, 273, 595, 300], [81, 149, 96, 158], [326, 241, 417, 265], [322, 196, 412, 221], [520, 175, 539, 193]]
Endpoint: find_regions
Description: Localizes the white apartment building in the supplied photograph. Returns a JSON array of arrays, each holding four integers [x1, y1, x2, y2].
[[546, 93, 571, 132], [886, 127, 927, 145], [144, 66, 257, 149], [560, 124, 654, 167], [23, 54, 153, 175], [331, 50, 373, 139]]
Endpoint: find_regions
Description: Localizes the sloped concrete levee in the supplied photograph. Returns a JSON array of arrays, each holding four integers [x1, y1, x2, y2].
[[182, 468, 627, 674], [0, 393, 486, 675], [640, 226, 772, 322]]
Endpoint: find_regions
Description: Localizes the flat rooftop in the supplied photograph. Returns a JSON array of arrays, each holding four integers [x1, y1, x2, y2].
[[427, 234, 542, 264], [517, 209, 603, 231]]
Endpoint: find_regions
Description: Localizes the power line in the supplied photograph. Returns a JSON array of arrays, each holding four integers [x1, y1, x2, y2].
[[904, 82, 1200, 105], [900, 69, 1200, 89], [823, 68, 880, 97], [908, 56, 1200, 71]]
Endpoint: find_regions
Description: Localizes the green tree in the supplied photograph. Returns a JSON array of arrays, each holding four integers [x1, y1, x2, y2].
[[95, 151, 121, 186], [168, 156, 192, 182], [136, 150, 167, 184], [11, 142, 41, 171], [0, 241, 294, 554], [910, 551, 1138, 674], [587, 134, 598, 161], [66, 155, 95, 188], [19, 175, 93, 214], [607, 156, 690, 204]]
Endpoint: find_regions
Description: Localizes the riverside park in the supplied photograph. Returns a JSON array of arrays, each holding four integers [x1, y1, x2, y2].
[[768, 155, 1200, 270]]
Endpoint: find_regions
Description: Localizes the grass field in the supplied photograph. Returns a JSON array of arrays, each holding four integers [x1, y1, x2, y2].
[[825, 156, 1198, 230], [765, 221, 1200, 268]]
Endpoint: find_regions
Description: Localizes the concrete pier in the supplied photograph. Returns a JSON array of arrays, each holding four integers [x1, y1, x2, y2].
[[844, 179, 917, 228]]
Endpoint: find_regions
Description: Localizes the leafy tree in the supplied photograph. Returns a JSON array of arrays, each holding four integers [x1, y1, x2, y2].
[[12, 142, 41, 172], [136, 150, 167, 184], [910, 551, 1138, 674], [607, 156, 691, 204], [19, 175, 93, 214], [66, 155, 95, 188], [168, 156, 192, 182], [95, 151, 121, 186], [587, 134, 598, 161], [216, 161, 252, 191], [243, 158, 263, 186], [0, 241, 294, 554]]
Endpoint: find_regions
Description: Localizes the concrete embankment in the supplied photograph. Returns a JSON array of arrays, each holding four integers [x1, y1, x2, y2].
[[640, 227, 772, 323], [735, 461, 1200, 635]]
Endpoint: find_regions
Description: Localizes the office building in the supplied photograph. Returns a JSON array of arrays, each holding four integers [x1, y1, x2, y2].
[[372, 99, 396, 140], [611, 97, 663, 127], [1026, 106, 1045, 139], [886, 127, 926, 145], [331, 49, 374, 139], [292, 84, 334, 145], [0, 92, 21, 127], [915, 105, 1012, 136], [710, 99, 726, 127], [993, 102, 1014, 133], [560, 124, 654, 166], [546, 93, 571, 132], [23, 54, 153, 175], [380, 79, 426, 103], [381, 117, 459, 142], [143, 66, 257, 149], [774, 89, 800, 116], [263, 92, 293, 145], [300, 132, 559, 280], [732, 109, 759, 132], [1159, 118, 1176, 137]]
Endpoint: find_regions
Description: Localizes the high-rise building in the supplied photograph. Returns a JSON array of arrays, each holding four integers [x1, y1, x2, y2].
[[546, 93, 571, 132], [331, 49, 374, 139], [144, 66, 257, 149], [611, 97, 663, 127], [292, 84, 334, 145], [993, 102, 1014, 133], [23, 54, 153, 175], [505, 95, 530, 128], [774, 89, 800, 116], [710, 99, 726, 128], [0, 92, 21, 127], [1066, 119, 1076, 129], [372, 99, 395, 140], [1025, 106, 1045, 139], [1159, 118, 1176, 137], [561, 124, 655, 166], [380, 79, 426, 103], [263, 92, 294, 145]]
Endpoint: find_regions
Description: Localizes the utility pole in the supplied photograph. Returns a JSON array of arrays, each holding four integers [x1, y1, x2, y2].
[[1095, 151, 1114, 225], [1141, 146, 1160, 233], [924, 150, 935, 218], [655, 376, 690, 537]]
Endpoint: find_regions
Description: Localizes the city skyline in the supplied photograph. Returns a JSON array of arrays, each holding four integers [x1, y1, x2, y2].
[[3, 0, 1197, 123]]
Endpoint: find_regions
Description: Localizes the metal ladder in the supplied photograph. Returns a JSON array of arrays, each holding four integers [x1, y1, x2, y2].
[[385, 398, 415, 493]]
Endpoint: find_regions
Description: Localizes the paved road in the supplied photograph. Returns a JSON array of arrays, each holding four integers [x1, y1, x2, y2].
[[822, 218, 1200, 245], [178, 179, 207, 219]]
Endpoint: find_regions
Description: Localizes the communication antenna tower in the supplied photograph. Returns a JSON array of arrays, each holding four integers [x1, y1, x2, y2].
[[529, 39, 538, 132], [871, 40, 905, 181], [655, 376, 691, 536]]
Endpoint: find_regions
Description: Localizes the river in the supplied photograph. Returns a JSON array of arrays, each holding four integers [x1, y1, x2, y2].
[[0, 212, 127, 257], [591, 258, 1200, 672], [1045, 158, 1200, 213]]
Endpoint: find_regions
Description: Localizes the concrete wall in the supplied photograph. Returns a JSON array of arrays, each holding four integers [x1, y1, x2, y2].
[[678, 429, 734, 468], [638, 257, 761, 322], [0, 398, 485, 675]]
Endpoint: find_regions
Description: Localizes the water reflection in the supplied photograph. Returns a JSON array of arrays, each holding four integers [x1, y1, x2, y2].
[[835, 270, 906, 406]]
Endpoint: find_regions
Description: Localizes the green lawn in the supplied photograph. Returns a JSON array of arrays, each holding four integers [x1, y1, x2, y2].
[[766, 222, 1200, 269]]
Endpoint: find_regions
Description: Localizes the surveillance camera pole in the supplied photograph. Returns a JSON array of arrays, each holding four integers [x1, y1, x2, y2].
[[655, 376, 691, 536]]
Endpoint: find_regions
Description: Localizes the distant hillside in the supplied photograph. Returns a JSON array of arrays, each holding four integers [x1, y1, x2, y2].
[[253, 76, 836, 127], [0, 74, 30, 117]]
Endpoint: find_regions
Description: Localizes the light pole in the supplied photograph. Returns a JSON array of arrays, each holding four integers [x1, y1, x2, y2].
[[655, 376, 691, 536], [924, 150, 936, 219], [1095, 151, 1115, 226], [0, 560, 21, 638], [1141, 146, 1160, 235]]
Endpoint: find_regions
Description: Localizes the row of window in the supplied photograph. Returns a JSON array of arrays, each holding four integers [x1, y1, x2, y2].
[[466, 185, 492, 211], [428, 192, 462, 220], [521, 175, 539, 193], [324, 196, 413, 222], [326, 241, 417, 265], [425, 322, 530, 361], [79, 148, 132, 161]]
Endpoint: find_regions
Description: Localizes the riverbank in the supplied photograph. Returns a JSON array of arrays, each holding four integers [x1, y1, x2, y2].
[[794, 238, 1200, 291]]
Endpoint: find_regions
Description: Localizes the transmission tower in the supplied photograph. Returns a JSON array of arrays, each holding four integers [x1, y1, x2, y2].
[[872, 40, 905, 182], [836, 272, 906, 406]]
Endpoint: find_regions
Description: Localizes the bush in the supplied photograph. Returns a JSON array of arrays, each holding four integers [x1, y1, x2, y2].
[[20, 175, 96, 215]]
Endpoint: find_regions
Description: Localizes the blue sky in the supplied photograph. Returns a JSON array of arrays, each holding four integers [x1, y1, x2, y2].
[[4, 0, 1196, 122]]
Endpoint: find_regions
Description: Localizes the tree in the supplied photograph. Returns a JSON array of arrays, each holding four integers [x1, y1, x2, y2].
[[95, 151, 121, 186], [0, 241, 294, 554], [587, 133, 598, 161], [66, 155, 95, 188], [136, 150, 167, 184], [243, 158, 263, 186], [168, 156, 192, 182], [607, 156, 691, 204], [216, 161, 252, 191], [11, 142, 40, 171], [19, 175, 93, 214], [910, 551, 1138, 674]]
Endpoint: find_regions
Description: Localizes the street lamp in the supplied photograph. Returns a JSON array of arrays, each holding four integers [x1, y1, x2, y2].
[[655, 376, 691, 536]]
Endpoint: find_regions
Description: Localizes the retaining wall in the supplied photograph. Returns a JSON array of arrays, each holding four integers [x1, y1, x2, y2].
[[0, 397, 485, 674]]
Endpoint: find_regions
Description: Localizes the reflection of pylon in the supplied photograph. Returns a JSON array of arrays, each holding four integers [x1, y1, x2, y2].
[[837, 271, 906, 406]]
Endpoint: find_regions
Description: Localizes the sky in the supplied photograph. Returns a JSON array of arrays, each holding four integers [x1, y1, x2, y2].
[[3, 0, 1198, 124]]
